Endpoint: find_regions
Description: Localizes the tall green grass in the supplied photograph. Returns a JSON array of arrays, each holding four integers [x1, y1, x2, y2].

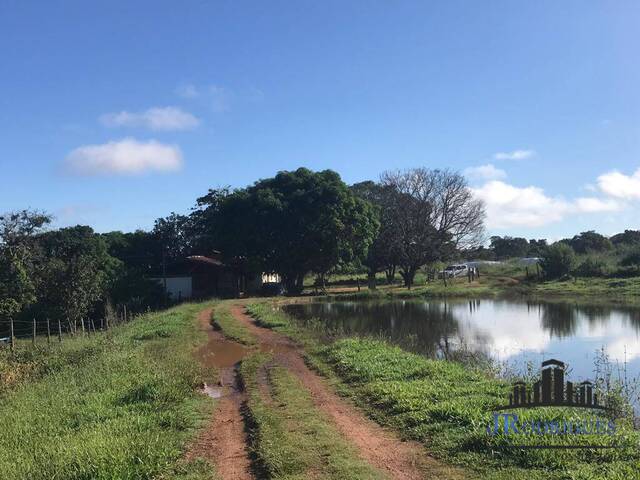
[[322, 338, 640, 479], [0, 303, 217, 480]]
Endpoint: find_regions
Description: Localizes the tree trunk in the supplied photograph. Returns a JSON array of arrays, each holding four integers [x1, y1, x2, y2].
[[283, 274, 302, 295], [400, 266, 416, 289], [367, 271, 377, 290], [385, 265, 396, 284]]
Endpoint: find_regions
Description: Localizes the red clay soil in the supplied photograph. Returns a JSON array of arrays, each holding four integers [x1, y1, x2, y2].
[[229, 304, 466, 480], [185, 308, 254, 480]]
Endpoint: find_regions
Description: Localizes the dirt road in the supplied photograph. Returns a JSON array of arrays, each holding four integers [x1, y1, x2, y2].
[[188, 304, 466, 480], [229, 304, 465, 480], [186, 308, 254, 480]]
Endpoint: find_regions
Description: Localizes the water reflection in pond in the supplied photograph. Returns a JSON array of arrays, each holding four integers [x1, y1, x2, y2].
[[283, 299, 640, 382]]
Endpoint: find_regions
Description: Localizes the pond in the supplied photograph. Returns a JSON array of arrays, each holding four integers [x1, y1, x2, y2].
[[283, 298, 640, 384]]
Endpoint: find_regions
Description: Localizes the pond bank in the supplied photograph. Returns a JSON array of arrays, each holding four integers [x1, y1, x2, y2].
[[319, 274, 640, 308], [247, 300, 640, 480]]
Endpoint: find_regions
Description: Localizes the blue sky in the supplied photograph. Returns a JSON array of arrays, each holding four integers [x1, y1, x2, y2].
[[1, 1, 639, 240]]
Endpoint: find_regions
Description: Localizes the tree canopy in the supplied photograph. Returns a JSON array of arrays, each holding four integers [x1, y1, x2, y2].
[[200, 168, 379, 293]]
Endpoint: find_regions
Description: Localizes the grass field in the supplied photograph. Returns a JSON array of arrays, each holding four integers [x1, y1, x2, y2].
[[0, 303, 217, 480], [247, 302, 640, 480], [240, 352, 385, 479], [211, 303, 257, 345], [314, 264, 640, 306]]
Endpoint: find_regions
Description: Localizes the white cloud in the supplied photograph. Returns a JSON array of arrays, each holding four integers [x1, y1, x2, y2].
[[597, 168, 640, 200], [473, 181, 569, 228], [493, 149, 535, 161], [65, 138, 183, 176], [472, 181, 623, 229], [463, 164, 506, 181], [573, 197, 622, 213], [100, 107, 199, 131]]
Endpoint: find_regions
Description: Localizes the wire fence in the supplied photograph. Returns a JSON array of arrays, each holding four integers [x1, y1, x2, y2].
[[0, 305, 137, 351]]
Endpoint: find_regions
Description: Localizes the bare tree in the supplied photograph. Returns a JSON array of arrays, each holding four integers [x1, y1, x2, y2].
[[380, 168, 485, 288]]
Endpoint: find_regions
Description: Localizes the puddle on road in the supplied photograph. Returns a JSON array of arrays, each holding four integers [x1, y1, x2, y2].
[[197, 337, 248, 369], [196, 312, 250, 395], [202, 383, 224, 399]]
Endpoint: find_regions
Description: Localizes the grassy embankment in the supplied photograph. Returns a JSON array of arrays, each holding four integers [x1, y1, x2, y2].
[[246, 302, 640, 480], [240, 352, 385, 479], [317, 263, 640, 305], [0, 303, 218, 480], [211, 303, 257, 345]]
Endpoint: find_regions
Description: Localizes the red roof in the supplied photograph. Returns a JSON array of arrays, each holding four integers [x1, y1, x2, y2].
[[186, 255, 224, 267]]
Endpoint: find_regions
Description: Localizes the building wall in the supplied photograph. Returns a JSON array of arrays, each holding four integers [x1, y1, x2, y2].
[[261, 273, 281, 283]]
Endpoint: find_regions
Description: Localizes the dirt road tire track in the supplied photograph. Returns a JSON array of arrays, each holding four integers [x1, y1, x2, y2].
[[229, 304, 466, 480], [186, 308, 254, 480]]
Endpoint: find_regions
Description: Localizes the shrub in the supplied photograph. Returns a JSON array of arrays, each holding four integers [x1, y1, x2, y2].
[[574, 256, 610, 278], [540, 243, 576, 279], [621, 249, 640, 268]]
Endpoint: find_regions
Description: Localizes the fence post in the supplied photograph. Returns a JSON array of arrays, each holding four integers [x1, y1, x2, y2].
[[47, 318, 51, 344], [10, 317, 14, 351], [32, 318, 36, 346], [58, 318, 62, 342], [124, 305, 127, 323], [90, 319, 96, 333], [81, 318, 86, 336], [100, 317, 104, 331]]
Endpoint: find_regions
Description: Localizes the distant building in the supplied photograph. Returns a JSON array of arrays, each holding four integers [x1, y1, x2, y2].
[[150, 253, 279, 300]]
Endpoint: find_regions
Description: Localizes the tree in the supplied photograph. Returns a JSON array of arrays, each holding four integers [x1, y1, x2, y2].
[[102, 230, 166, 311], [0, 250, 35, 326], [203, 168, 379, 294], [489, 236, 529, 259], [562, 231, 612, 254], [540, 242, 576, 279], [611, 230, 640, 247], [621, 249, 640, 271], [380, 168, 485, 289], [153, 213, 195, 264], [0, 209, 51, 248], [527, 239, 548, 257], [190, 186, 232, 254], [31, 226, 118, 331], [351, 181, 402, 287], [0, 210, 51, 333]]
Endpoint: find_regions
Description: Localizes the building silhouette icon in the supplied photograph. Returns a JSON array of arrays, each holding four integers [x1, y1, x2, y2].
[[500, 359, 607, 411]]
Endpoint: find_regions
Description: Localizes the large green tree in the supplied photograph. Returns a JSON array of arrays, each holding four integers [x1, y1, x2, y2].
[[202, 168, 379, 294], [562, 230, 612, 254], [351, 181, 402, 286], [32, 226, 119, 331], [489, 236, 530, 259], [102, 230, 165, 310], [0, 210, 51, 335]]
